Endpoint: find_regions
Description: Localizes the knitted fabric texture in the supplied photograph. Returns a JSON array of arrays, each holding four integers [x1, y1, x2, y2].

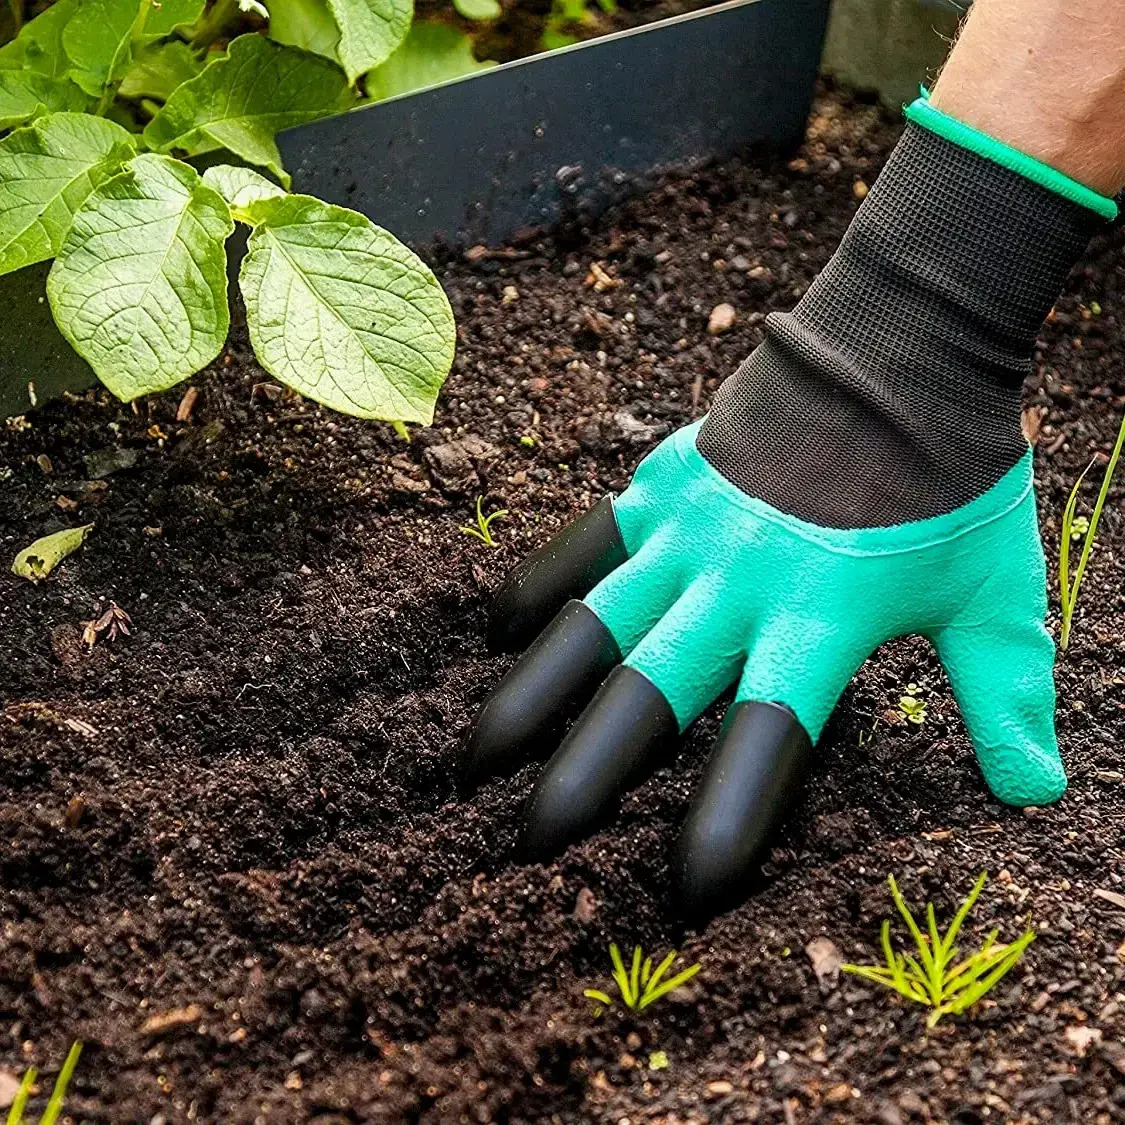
[[697, 120, 1103, 527]]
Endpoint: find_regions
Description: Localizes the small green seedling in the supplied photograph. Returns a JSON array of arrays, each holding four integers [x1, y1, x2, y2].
[[583, 943, 701, 1015], [842, 873, 1034, 1028], [1060, 411, 1125, 650], [459, 497, 508, 547], [898, 696, 926, 725], [7, 1041, 82, 1125], [897, 682, 926, 725]]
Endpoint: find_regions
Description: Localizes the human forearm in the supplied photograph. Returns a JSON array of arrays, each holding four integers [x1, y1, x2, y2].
[[931, 0, 1125, 195]]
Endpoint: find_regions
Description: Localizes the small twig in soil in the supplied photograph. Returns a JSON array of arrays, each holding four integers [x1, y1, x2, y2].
[[82, 603, 133, 649], [176, 386, 199, 422]]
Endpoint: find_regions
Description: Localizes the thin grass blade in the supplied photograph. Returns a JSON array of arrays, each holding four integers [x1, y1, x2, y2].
[[1059, 463, 1089, 633], [940, 872, 987, 962], [40, 1042, 82, 1125], [7, 1067, 36, 1125], [879, 921, 911, 995], [1065, 414, 1125, 649], [638, 961, 701, 1009], [843, 964, 926, 1003], [641, 956, 653, 989], [609, 944, 631, 1006], [889, 877, 936, 978], [944, 932, 1035, 1016], [943, 932, 1032, 1003], [925, 902, 946, 992], [643, 951, 678, 998], [841, 964, 899, 985], [895, 954, 933, 1003], [629, 946, 642, 1009], [944, 931, 999, 988]]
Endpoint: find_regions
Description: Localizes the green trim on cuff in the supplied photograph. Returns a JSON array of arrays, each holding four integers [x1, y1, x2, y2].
[[905, 96, 1118, 221]]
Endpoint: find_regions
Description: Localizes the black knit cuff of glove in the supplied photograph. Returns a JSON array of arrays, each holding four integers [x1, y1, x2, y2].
[[698, 120, 1106, 529]]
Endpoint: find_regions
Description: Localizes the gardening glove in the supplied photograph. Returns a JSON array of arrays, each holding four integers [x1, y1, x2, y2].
[[462, 98, 1116, 919]]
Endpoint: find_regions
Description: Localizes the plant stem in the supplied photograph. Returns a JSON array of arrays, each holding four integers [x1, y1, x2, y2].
[[132, 0, 155, 43], [40, 1042, 82, 1125], [191, 0, 239, 48], [95, 0, 156, 116], [1060, 411, 1125, 650]]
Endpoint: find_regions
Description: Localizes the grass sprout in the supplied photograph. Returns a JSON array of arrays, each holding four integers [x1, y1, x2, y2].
[[7, 1041, 82, 1125], [1060, 412, 1125, 650], [842, 873, 1033, 1028], [459, 496, 508, 547], [584, 943, 701, 1015]]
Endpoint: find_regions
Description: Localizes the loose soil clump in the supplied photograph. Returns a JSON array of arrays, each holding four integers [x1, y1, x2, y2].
[[2, 91, 1125, 1122]]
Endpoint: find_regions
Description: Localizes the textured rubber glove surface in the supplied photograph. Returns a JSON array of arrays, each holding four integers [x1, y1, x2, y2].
[[584, 421, 1064, 807]]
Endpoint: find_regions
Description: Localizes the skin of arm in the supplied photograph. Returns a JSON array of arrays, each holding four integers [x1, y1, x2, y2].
[[930, 0, 1125, 195]]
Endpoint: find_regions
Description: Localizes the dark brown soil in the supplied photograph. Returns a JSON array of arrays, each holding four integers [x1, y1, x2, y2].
[[4, 91, 1125, 1124]]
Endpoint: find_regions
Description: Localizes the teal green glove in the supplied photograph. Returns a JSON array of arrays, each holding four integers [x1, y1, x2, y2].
[[589, 420, 1063, 807], [461, 98, 1110, 921]]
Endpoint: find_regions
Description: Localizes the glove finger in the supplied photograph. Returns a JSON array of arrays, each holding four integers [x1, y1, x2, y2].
[[933, 617, 1065, 806], [522, 665, 678, 861], [523, 581, 741, 860], [461, 600, 619, 790], [489, 496, 627, 652], [621, 575, 746, 729], [672, 701, 811, 921], [583, 527, 686, 657], [672, 616, 866, 920], [465, 541, 684, 790]]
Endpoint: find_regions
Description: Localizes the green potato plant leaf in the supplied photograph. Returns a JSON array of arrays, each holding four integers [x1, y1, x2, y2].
[[47, 152, 234, 399], [366, 21, 491, 100], [0, 112, 137, 274], [267, 0, 343, 62], [452, 0, 501, 20], [63, 0, 206, 97], [118, 40, 205, 102], [238, 193, 455, 422], [143, 33, 353, 184], [0, 0, 79, 77], [326, 0, 412, 83], [202, 162, 285, 221], [0, 0, 464, 429], [0, 70, 86, 129], [13, 524, 93, 580]]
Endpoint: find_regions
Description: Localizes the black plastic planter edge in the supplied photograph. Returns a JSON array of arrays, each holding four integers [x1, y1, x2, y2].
[[0, 0, 830, 418]]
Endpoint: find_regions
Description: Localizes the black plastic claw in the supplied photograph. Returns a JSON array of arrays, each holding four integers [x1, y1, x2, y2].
[[672, 701, 812, 922], [488, 496, 628, 653], [461, 600, 620, 790], [522, 666, 678, 861]]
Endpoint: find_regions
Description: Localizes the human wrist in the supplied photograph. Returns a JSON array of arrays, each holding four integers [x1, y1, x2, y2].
[[698, 117, 1105, 528], [906, 95, 1118, 221]]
